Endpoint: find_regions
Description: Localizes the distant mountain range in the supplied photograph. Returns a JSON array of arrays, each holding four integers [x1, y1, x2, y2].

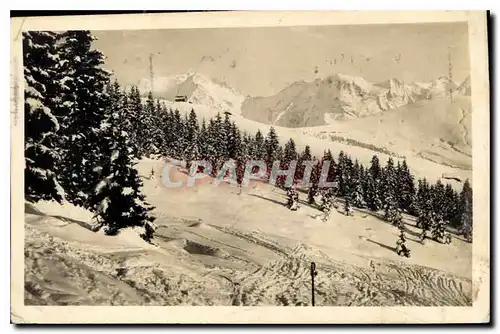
[[242, 74, 469, 127], [138, 72, 471, 128]]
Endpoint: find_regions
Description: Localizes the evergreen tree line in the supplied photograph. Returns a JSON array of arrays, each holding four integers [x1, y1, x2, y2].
[[23, 30, 472, 243], [24, 31, 155, 241], [113, 81, 473, 243]]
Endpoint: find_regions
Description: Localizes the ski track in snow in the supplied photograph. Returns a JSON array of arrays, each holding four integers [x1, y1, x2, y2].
[[24, 160, 473, 307], [25, 208, 472, 306]]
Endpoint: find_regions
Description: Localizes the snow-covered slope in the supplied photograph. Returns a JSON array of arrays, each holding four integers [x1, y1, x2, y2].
[[305, 96, 472, 173], [23, 158, 473, 306], [138, 73, 245, 115]]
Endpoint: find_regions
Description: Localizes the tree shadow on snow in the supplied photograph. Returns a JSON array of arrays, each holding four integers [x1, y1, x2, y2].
[[25, 202, 46, 216], [298, 199, 320, 211], [366, 238, 396, 253], [357, 208, 423, 239], [25, 202, 94, 231], [49, 215, 94, 231], [249, 194, 285, 207]]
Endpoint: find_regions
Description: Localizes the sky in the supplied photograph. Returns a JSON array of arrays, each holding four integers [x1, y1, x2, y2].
[[92, 22, 470, 97]]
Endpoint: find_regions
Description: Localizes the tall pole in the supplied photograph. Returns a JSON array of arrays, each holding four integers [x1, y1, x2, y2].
[[149, 53, 154, 94], [311, 262, 318, 306]]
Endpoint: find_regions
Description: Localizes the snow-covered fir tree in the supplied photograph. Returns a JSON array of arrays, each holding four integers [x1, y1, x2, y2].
[[286, 187, 299, 211], [307, 159, 322, 204], [253, 129, 266, 160], [228, 121, 242, 160], [23, 31, 65, 203], [125, 86, 144, 157], [443, 183, 459, 226], [184, 109, 200, 168], [319, 189, 334, 222], [396, 160, 416, 214], [432, 218, 450, 244], [264, 127, 280, 177], [431, 180, 446, 222], [382, 158, 402, 225], [140, 91, 163, 157], [283, 138, 298, 164], [335, 151, 348, 197], [89, 82, 156, 242], [459, 179, 473, 242], [364, 173, 381, 211], [197, 118, 209, 159], [295, 145, 312, 183], [55, 30, 111, 208], [350, 160, 365, 208]]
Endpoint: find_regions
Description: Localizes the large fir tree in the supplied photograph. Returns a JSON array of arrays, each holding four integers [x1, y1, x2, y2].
[[90, 82, 156, 242], [55, 30, 111, 208], [24, 31, 65, 203]]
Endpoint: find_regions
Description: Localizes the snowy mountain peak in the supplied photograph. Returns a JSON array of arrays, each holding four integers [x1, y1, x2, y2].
[[137, 73, 245, 115], [330, 73, 374, 93]]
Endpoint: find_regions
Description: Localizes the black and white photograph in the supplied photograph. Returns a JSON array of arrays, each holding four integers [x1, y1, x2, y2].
[[10, 11, 490, 323]]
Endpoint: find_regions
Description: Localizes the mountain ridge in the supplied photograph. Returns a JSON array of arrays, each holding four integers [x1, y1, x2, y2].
[[135, 72, 470, 128]]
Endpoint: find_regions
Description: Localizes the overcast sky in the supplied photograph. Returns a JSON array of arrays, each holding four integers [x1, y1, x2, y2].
[[93, 22, 470, 97]]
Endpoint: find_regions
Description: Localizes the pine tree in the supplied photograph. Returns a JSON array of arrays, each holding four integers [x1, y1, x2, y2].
[[459, 179, 473, 242], [432, 218, 450, 244], [154, 99, 166, 156], [127, 86, 144, 157], [56, 30, 111, 208], [369, 155, 382, 180], [241, 132, 252, 159], [140, 91, 163, 157], [283, 138, 298, 164], [367, 155, 383, 208], [264, 127, 280, 177], [382, 158, 401, 225], [319, 190, 334, 222], [296, 145, 313, 183], [285, 187, 299, 211], [307, 159, 322, 204], [198, 118, 209, 159], [319, 149, 336, 190], [416, 179, 434, 233], [90, 87, 156, 242], [335, 151, 346, 196], [350, 160, 365, 208], [228, 121, 242, 160], [443, 183, 459, 225], [431, 180, 446, 222], [172, 109, 187, 159], [364, 173, 381, 211], [184, 109, 200, 168], [253, 129, 266, 160], [343, 154, 355, 203], [344, 196, 353, 216], [23, 31, 65, 203], [205, 113, 225, 176], [397, 160, 416, 214]]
